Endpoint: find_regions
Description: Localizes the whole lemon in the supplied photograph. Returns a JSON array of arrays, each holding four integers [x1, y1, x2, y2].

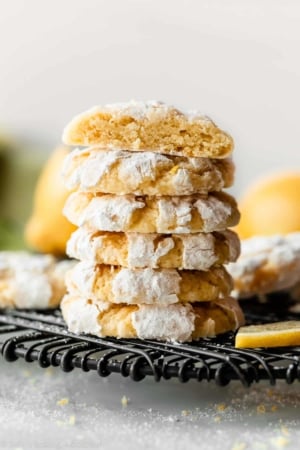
[[236, 172, 300, 238], [25, 146, 76, 255]]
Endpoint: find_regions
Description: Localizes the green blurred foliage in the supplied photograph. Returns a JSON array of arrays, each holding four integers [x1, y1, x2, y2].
[[0, 133, 46, 250]]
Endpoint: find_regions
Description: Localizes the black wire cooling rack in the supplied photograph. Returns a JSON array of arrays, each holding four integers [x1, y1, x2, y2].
[[0, 293, 300, 387]]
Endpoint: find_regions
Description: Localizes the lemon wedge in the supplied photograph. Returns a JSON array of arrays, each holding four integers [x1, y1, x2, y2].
[[235, 321, 300, 348]]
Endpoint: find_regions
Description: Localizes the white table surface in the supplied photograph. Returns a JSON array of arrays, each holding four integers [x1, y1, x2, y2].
[[0, 356, 299, 450]]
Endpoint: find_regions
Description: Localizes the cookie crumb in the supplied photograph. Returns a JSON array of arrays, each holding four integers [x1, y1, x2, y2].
[[270, 436, 290, 448], [57, 398, 69, 406], [121, 395, 130, 407], [216, 403, 227, 412], [256, 404, 266, 414], [253, 443, 267, 450], [44, 367, 54, 377], [22, 369, 32, 378], [55, 420, 65, 427], [271, 405, 278, 412], [181, 410, 191, 417], [231, 442, 246, 450], [69, 415, 76, 426], [280, 426, 290, 437]]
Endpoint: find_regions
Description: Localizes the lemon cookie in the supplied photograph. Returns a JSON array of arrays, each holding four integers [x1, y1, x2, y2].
[[61, 295, 244, 342], [62, 147, 234, 196], [63, 191, 240, 234], [228, 233, 300, 298], [65, 262, 233, 305], [67, 228, 240, 270], [0, 251, 75, 309], [62, 100, 233, 159]]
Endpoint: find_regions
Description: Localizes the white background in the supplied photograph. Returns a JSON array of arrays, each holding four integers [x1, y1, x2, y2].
[[1, 0, 300, 195]]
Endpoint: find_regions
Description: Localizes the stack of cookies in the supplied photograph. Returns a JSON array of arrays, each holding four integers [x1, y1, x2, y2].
[[60, 101, 244, 342]]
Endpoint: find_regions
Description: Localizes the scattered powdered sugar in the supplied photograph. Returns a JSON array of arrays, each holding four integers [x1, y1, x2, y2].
[[1, 356, 300, 450]]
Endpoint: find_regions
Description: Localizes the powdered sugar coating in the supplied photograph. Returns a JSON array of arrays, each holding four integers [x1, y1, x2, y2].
[[228, 232, 300, 296], [194, 196, 232, 232], [65, 260, 97, 295], [111, 268, 181, 305], [62, 147, 233, 195], [67, 228, 100, 261], [61, 295, 109, 335], [63, 192, 238, 233], [127, 234, 175, 268], [180, 233, 218, 269], [132, 303, 195, 342], [66, 262, 182, 305], [64, 193, 145, 231], [157, 198, 192, 233], [66, 228, 240, 270], [0, 251, 74, 309]]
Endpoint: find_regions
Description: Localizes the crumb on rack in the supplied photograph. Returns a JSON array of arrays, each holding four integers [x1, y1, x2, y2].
[[22, 369, 32, 378], [69, 415, 76, 426], [181, 410, 191, 417], [121, 395, 130, 407], [231, 442, 246, 450], [57, 398, 69, 406], [252, 443, 267, 450], [280, 426, 290, 437], [269, 436, 290, 448], [44, 367, 54, 377], [256, 404, 266, 414], [216, 403, 227, 412]]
